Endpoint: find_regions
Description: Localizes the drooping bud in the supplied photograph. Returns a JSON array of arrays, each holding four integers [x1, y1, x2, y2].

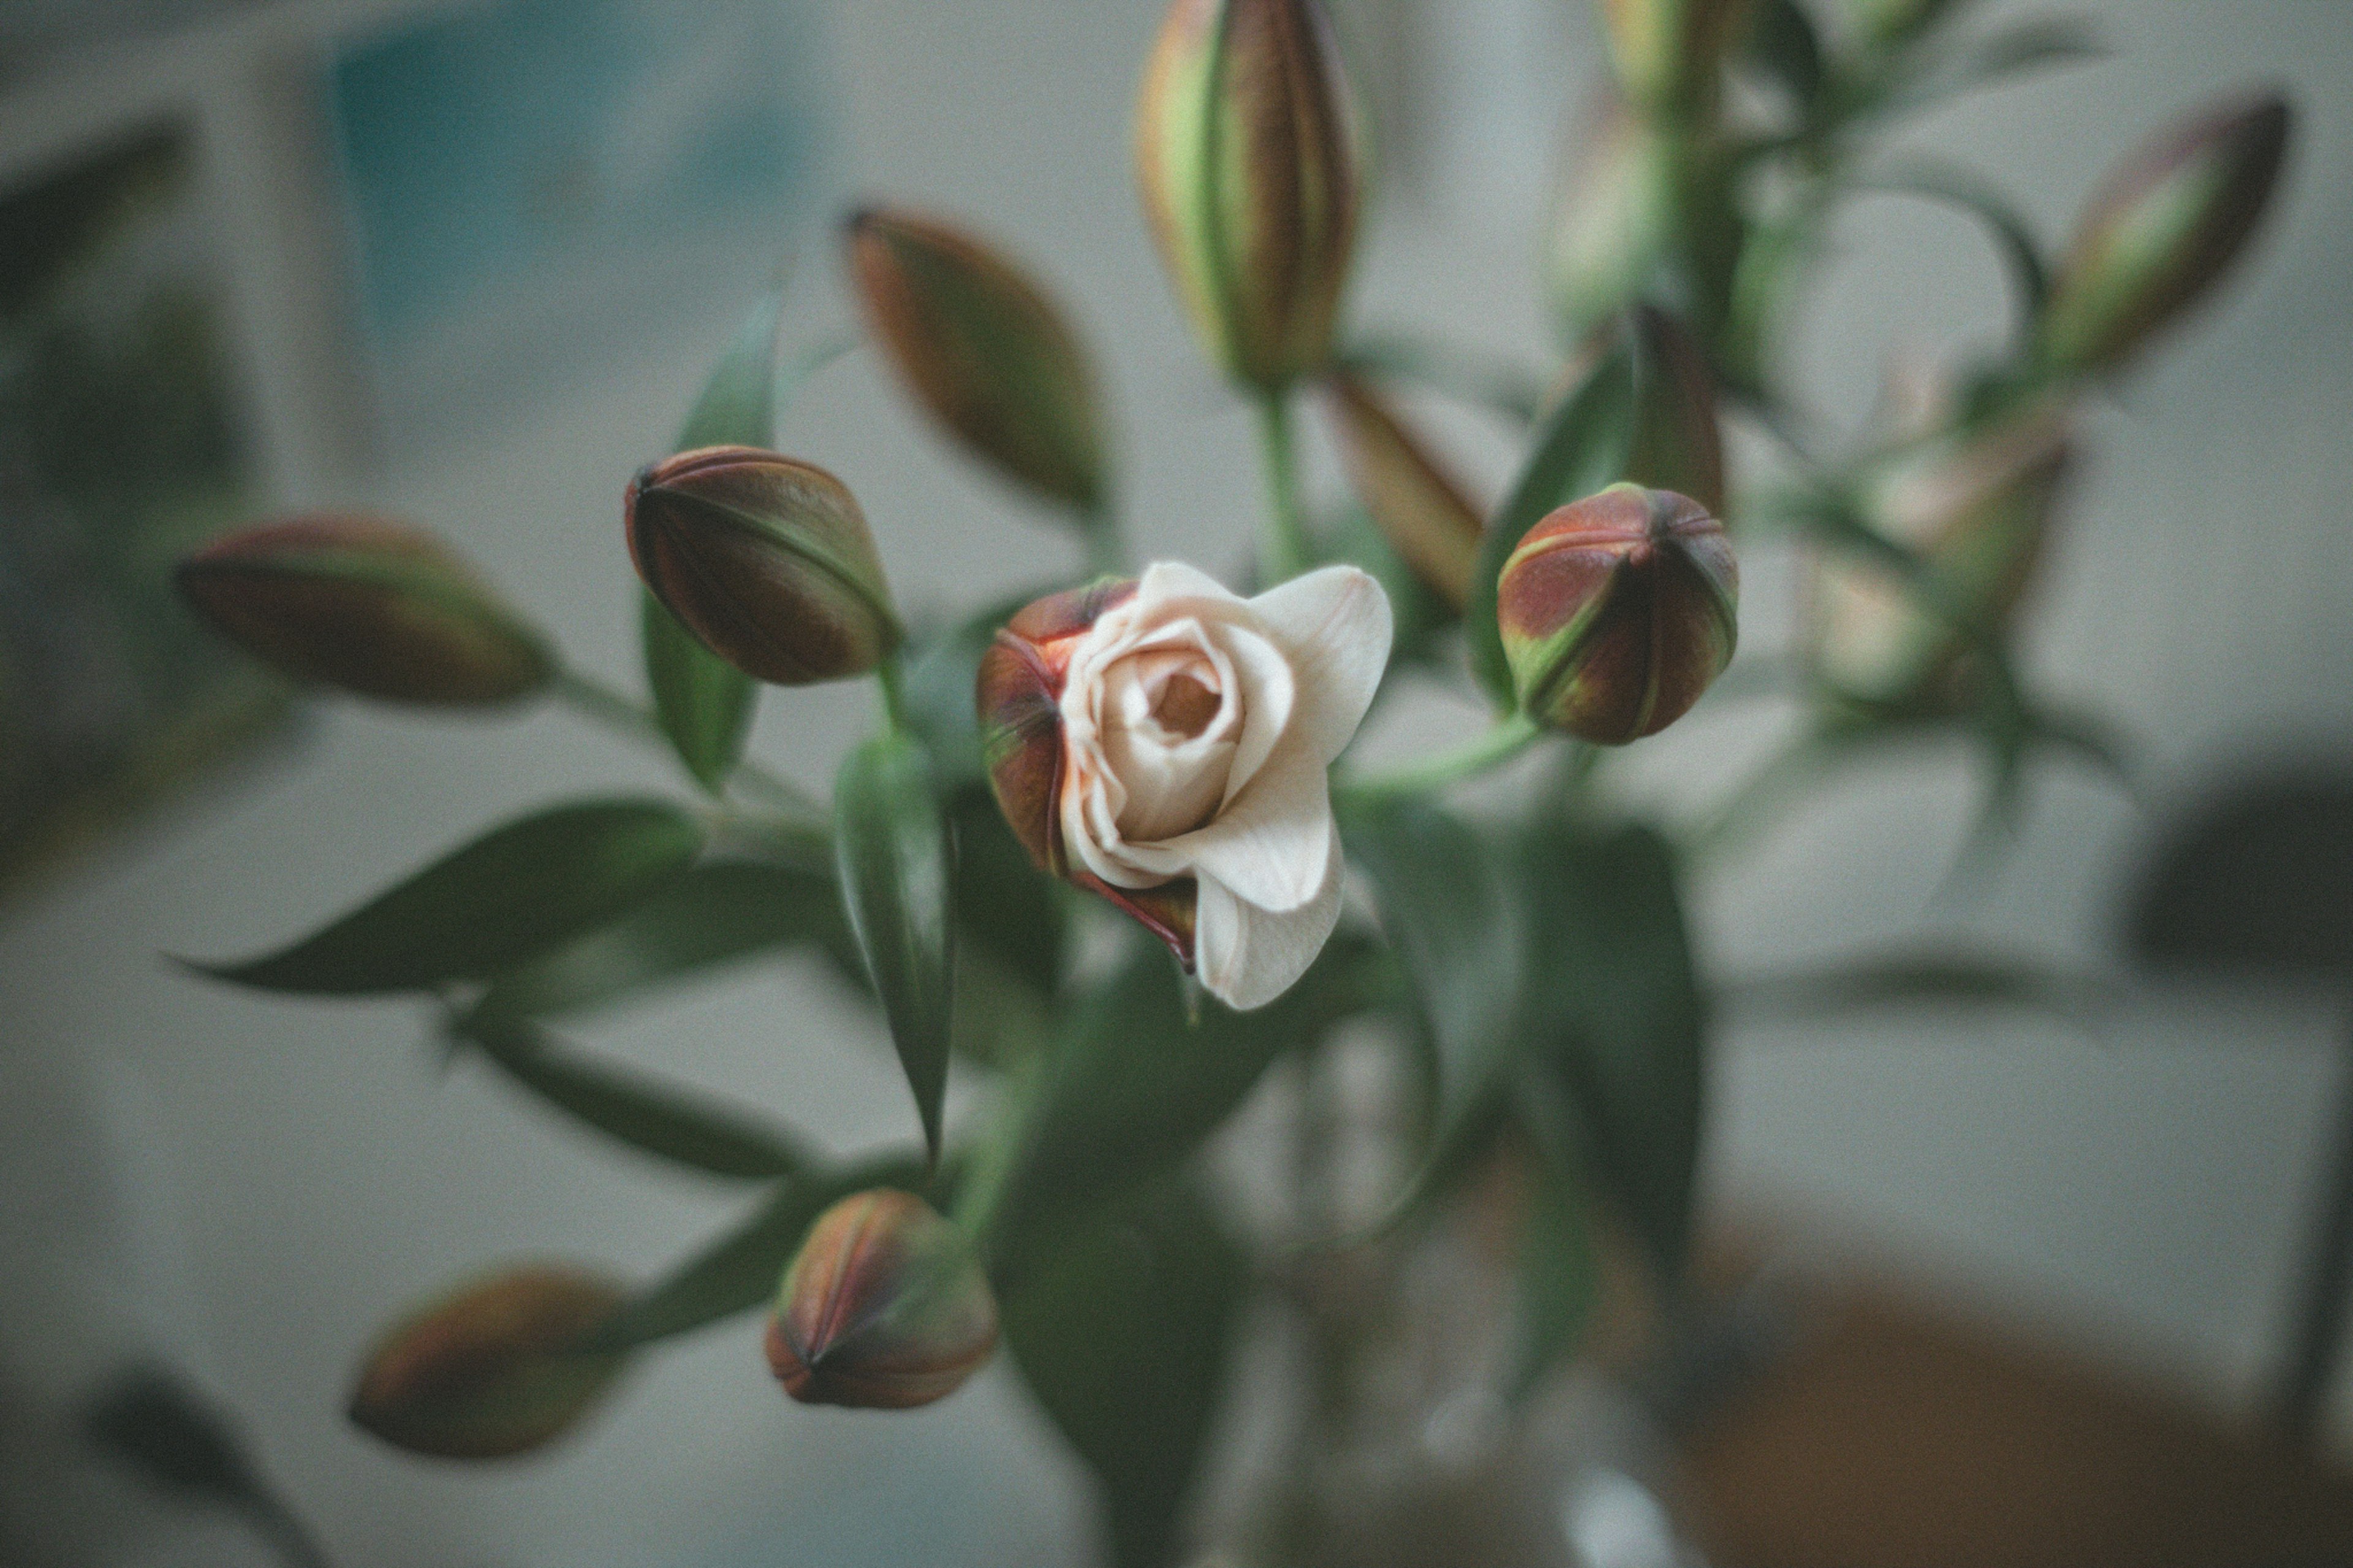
[[1321, 375, 1483, 610], [1811, 407, 2072, 708], [176, 517, 552, 706], [1597, 0, 1751, 115], [765, 1189, 999, 1410], [347, 1265, 627, 1460], [1544, 96, 1680, 342], [1497, 483, 1738, 744], [1135, 0, 1364, 388], [2039, 95, 2292, 377], [845, 208, 1112, 516], [975, 578, 1198, 962], [625, 446, 900, 686]]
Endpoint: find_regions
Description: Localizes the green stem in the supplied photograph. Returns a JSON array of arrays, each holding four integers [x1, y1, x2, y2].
[[875, 657, 910, 735], [1338, 713, 1544, 800], [554, 667, 823, 820], [1254, 388, 1314, 585]]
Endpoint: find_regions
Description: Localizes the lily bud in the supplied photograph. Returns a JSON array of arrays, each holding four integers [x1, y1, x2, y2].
[[1322, 375, 1483, 610], [976, 578, 1199, 963], [625, 446, 900, 686], [765, 1189, 998, 1410], [1497, 483, 1738, 744], [1597, 0, 1751, 115], [845, 208, 1111, 515], [176, 517, 551, 706], [347, 1265, 626, 1460], [1135, 0, 1364, 388], [1544, 96, 1680, 342], [1811, 407, 2072, 708], [2040, 95, 2292, 377]]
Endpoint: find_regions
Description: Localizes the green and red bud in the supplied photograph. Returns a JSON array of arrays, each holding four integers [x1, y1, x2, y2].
[[1544, 96, 1681, 343], [1597, 0, 1751, 116], [176, 517, 552, 706], [624, 446, 900, 686], [1135, 0, 1364, 388], [1322, 375, 1484, 610], [974, 578, 1199, 963], [765, 1189, 999, 1410], [347, 1265, 627, 1460], [845, 207, 1112, 516], [1497, 483, 1738, 744], [2039, 94, 2292, 377]]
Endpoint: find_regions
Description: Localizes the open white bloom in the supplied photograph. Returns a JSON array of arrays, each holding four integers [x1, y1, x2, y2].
[[1053, 562, 1391, 1009]]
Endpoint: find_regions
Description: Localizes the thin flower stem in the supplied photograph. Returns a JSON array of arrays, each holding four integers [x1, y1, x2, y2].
[[553, 666, 824, 820], [1254, 388, 1315, 585], [1339, 713, 1544, 800]]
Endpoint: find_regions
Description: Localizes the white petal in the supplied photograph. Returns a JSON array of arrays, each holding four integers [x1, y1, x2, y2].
[[1246, 566, 1394, 765], [1135, 560, 1249, 613], [1159, 738, 1332, 911], [1194, 824, 1347, 1011]]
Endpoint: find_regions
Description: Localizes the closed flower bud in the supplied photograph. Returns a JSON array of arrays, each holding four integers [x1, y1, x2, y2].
[[347, 1265, 627, 1460], [2040, 95, 2292, 377], [625, 446, 900, 686], [1498, 483, 1737, 744], [1545, 96, 1680, 342], [1811, 407, 2072, 708], [1321, 375, 1483, 610], [846, 208, 1111, 515], [176, 516, 551, 706], [765, 1189, 998, 1410], [1135, 0, 1364, 388], [1597, 0, 1751, 115]]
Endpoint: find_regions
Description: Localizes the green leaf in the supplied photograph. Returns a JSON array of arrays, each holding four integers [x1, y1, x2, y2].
[[948, 784, 1066, 999], [643, 590, 757, 796], [899, 588, 1063, 789], [677, 288, 784, 452], [2130, 769, 2353, 982], [1504, 1105, 1602, 1402], [1745, 0, 1826, 116], [1857, 160, 2050, 335], [1000, 1180, 1246, 1568], [1930, 17, 2103, 99], [1514, 820, 1705, 1282], [476, 859, 861, 1020], [1465, 342, 1637, 707], [588, 1158, 925, 1351], [835, 730, 957, 1160], [452, 1010, 812, 1179], [189, 799, 704, 996], [85, 1363, 267, 1507], [1716, 952, 2121, 1027]]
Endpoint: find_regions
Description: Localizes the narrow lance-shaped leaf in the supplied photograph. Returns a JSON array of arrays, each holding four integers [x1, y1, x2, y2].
[[836, 731, 957, 1160], [453, 1010, 813, 1180], [186, 799, 704, 996], [1504, 1097, 1602, 1403]]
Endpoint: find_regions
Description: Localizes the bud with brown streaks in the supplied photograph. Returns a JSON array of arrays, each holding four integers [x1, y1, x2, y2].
[[845, 207, 1112, 517], [347, 1265, 626, 1460], [765, 1189, 999, 1410], [1498, 483, 1738, 744], [625, 446, 900, 686], [2040, 94, 2292, 377], [176, 517, 552, 706], [1135, 0, 1363, 388], [1322, 375, 1483, 610]]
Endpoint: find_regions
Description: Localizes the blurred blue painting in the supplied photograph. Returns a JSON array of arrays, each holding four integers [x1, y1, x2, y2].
[[327, 0, 830, 453]]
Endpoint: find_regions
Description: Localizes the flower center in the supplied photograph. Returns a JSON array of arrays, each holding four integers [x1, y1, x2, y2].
[[1151, 671, 1221, 740]]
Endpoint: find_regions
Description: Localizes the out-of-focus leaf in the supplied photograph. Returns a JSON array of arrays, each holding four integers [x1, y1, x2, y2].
[[1000, 1180, 1245, 1568], [476, 859, 860, 1020], [453, 1010, 811, 1179], [1716, 952, 2121, 1027], [836, 731, 957, 1160], [1913, 16, 2103, 104], [85, 1365, 266, 1506], [2131, 769, 2353, 981], [1467, 342, 1638, 707], [188, 800, 703, 996], [1326, 504, 1450, 663], [1745, 0, 1826, 115], [1504, 1112, 1602, 1403], [1515, 820, 1705, 1282], [949, 784, 1066, 998], [1858, 160, 2050, 331], [900, 589, 1056, 789]]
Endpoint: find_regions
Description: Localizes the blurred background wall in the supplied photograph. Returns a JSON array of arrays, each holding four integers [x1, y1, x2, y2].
[[0, 0, 2347, 1562]]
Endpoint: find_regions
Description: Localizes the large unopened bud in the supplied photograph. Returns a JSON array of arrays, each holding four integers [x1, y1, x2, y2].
[[765, 1189, 998, 1410], [1597, 0, 1751, 115], [1135, 0, 1363, 388], [846, 208, 1111, 516], [1498, 483, 1737, 744], [2040, 95, 2292, 377], [1811, 407, 2072, 708], [1544, 96, 1680, 342], [1322, 375, 1483, 610], [625, 447, 900, 686], [176, 517, 551, 706], [347, 1265, 627, 1460]]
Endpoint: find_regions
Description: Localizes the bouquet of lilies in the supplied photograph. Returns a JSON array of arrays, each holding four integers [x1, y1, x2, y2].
[[169, 0, 2290, 1560]]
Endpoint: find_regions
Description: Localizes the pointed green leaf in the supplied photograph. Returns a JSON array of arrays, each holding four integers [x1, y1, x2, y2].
[[1928, 17, 2103, 100], [453, 1010, 811, 1180], [1504, 1099, 1602, 1402], [835, 730, 957, 1160], [677, 288, 784, 452], [1859, 161, 2050, 335], [1000, 1181, 1245, 1568], [189, 799, 703, 995], [1466, 343, 1637, 706]]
